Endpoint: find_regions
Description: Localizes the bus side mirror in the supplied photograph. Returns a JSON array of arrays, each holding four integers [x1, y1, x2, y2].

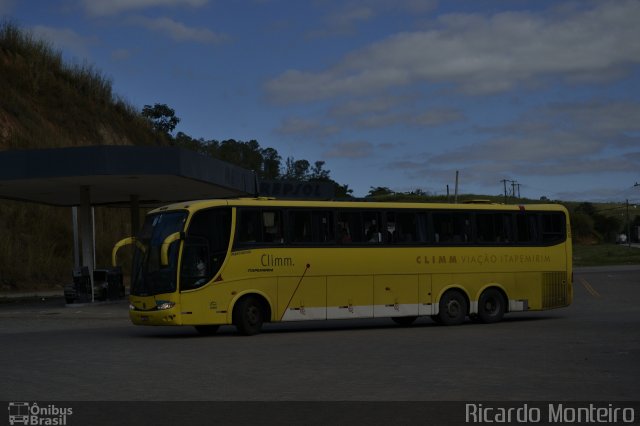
[[112, 237, 135, 267], [160, 232, 184, 266], [112, 237, 148, 267]]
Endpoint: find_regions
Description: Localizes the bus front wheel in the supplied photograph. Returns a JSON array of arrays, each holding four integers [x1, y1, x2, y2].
[[478, 289, 506, 323], [233, 296, 264, 336], [437, 290, 468, 325]]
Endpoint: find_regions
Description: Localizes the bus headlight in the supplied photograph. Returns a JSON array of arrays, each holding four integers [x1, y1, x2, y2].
[[156, 300, 175, 310]]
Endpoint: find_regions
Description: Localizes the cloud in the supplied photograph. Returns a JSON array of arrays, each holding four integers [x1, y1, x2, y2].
[[388, 99, 640, 187], [350, 107, 464, 129], [328, 94, 464, 129], [307, 5, 375, 38], [111, 48, 133, 61], [30, 25, 94, 57], [329, 96, 404, 117], [307, 0, 437, 38], [275, 117, 340, 138], [82, 0, 208, 16], [265, 1, 640, 103], [324, 141, 374, 159], [132, 16, 228, 44]]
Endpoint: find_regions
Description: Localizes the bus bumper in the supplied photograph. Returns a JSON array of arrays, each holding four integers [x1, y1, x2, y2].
[[129, 296, 181, 325]]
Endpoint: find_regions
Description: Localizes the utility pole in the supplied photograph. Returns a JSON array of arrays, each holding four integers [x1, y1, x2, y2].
[[632, 183, 639, 244], [627, 199, 631, 248], [501, 179, 508, 204], [454, 170, 459, 204]]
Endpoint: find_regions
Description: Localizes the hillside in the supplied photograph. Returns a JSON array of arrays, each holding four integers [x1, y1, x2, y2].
[[0, 22, 167, 291], [0, 22, 168, 149]]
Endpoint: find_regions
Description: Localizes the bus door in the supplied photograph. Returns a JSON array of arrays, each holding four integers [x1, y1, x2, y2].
[[178, 208, 232, 324]]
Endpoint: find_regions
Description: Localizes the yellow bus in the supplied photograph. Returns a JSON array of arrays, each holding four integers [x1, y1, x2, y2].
[[113, 198, 572, 335]]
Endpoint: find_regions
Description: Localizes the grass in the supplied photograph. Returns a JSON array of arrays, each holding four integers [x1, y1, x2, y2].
[[573, 243, 640, 267]]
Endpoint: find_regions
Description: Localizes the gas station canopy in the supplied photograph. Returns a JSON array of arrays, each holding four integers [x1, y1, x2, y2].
[[0, 145, 257, 206], [0, 145, 257, 302]]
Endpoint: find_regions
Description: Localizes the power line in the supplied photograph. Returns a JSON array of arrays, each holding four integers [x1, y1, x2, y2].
[[500, 179, 522, 203]]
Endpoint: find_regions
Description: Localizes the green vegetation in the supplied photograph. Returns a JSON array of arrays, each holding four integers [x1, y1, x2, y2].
[[0, 202, 132, 290], [573, 244, 640, 267], [172, 131, 352, 197]]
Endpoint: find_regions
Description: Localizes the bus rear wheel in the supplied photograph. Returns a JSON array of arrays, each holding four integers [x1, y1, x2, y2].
[[437, 290, 468, 325], [233, 296, 264, 336], [392, 316, 417, 326], [478, 289, 506, 323]]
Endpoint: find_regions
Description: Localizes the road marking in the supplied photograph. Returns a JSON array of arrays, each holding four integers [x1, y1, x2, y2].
[[579, 277, 602, 298]]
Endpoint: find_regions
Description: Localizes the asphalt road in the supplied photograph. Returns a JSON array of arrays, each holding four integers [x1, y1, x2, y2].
[[1, 266, 639, 402]]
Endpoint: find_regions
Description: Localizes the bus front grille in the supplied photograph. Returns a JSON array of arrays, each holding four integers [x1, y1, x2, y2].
[[542, 272, 568, 308]]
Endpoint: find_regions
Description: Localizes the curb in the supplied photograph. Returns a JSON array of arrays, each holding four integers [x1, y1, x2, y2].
[[0, 291, 64, 299]]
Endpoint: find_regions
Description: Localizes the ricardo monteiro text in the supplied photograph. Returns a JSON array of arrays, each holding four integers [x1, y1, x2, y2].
[[465, 403, 636, 423]]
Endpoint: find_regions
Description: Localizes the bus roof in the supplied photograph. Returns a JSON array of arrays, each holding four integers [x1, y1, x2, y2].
[[150, 197, 568, 215]]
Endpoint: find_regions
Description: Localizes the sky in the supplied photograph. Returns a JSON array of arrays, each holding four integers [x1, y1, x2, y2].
[[2, 0, 640, 202]]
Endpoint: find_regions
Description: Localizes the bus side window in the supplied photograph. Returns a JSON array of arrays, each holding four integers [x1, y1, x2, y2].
[[387, 211, 419, 243], [386, 212, 397, 243], [337, 211, 362, 244], [289, 210, 335, 244], [262, 210, 283, 243], [476, 213, 513, 243], [237, 209, 261, 243], [516, 213, 540, 244], [312, 210, 335, 243], [235, 209, 283, 245], [433, 212, 471, 244], [363, 211, 382, 243], [542, 213, 565, 244], [290, 210, 312, 243]]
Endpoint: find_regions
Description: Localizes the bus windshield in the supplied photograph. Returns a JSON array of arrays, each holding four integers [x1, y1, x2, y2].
[[130, 211, 187, 296]]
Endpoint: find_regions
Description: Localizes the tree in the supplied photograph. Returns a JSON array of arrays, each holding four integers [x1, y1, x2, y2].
[[310, 161, 330, 181], [334, 183, 353, 198], [174, 131, 203, 153], [571, 202, 622, 243], [260, 147, 281, 180], [142, 103, 180, 135], [283, 157, 310, 181], [215, 139, 264, 172], [575, 202, 597, 217], [366, 186, 394, 198], [594, 215, 621, 242], [571, 211, 595, 242]]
